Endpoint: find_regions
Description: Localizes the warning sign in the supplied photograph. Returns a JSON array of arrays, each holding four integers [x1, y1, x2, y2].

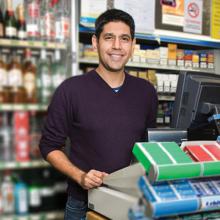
[[184, 0, 203, 34], [188, 3, 199, 18]]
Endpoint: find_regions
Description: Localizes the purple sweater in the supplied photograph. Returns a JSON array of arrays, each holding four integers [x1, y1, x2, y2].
[[39, 70, 158, 201]]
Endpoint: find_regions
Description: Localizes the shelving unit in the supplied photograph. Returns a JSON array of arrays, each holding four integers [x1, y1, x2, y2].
[[0, 1, 71, 219], [1, 210, 64, 220], [79, 57, 215, 73], [79, 26, 220, 49], [0, 160, 50, 170], [0, 39, 67, 50], [0, 104, 48, 111]]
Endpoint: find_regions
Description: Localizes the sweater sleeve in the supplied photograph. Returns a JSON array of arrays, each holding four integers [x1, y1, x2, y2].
[[39, 83, 70, 160]]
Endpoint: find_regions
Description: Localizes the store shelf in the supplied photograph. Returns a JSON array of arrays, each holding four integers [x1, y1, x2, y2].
[[158, 95, 175, 101], [79, 26, 220, 49], [1, 211, 63, 220], [79, 57, 215, 73], [0, 104, 48, 111], [0, 38, 66, 50], [0, 160, 50, 170]]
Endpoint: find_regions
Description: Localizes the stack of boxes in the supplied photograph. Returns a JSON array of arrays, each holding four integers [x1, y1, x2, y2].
[[130, 141, 220, 219]]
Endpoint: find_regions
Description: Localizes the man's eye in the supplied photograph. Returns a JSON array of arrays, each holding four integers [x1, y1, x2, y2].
[[105, 36, 113, 40], [121, 37, 130, 42]]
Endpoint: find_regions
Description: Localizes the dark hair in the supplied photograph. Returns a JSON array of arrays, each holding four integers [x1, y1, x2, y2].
[[95, 9, 135, 40]]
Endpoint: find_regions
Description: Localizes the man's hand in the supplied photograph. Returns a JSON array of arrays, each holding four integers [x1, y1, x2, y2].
[[80, 169, 108, 190]]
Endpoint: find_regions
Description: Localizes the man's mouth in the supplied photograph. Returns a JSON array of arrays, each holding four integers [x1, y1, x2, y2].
[[109, 54, 123, 61]]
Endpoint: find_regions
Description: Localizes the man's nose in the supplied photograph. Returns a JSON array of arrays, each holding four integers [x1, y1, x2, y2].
[[112, 38, 121, 49]]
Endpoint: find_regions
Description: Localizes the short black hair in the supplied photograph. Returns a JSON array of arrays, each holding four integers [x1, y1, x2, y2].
[[95, 9, 135, 40]]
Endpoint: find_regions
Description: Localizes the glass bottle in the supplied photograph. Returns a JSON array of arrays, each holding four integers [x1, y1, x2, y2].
[[14, 175, 28, 215], [7, 50, 25, 103], [55, 0, 70, 43], [29, 111, 41, 159], [0, 52, 9, 103], [0, 112, 13, 162], [51, 49, 67, 91], [16, 3, 27, 40], [28, 170, 42, 213], [26, 0, 40, 40], [23, 49, 37, 103], [1, 171, 15, 214], [37, 49, 52, 104], [4, 0, 17, 39], [40, 0, 55, 41], [0, 5, 4, 38], [40, 168, 56, 211]]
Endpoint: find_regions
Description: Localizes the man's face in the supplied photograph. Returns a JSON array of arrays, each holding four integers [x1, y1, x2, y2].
[[92, 21, 135, 73]]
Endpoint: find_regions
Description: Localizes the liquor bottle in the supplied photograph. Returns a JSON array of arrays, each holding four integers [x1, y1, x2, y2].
[[4, 0, 17, 39], [0, 52, 9, 103], [37, 49, 52, 104], [14, 176, 28, 215], [40, 168, 56, 211], [16, 4, 27, 40], [28, 170, 42, 213], [29, 111, 41, 159], [0, 6, 4, 38], [40, 0, 55, 41], [7, 50, 25, 103], [23, 49, 37, 103], [1, 171, 15, 214], [0, 112, 13, 161], [0, 176, 3, 214], [51, 49, 67, 91], [54, 0, 70, 42], [26, 0, 40, 40]]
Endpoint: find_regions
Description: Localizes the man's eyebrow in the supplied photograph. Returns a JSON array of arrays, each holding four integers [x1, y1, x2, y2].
[[103, 33, 131, 38]]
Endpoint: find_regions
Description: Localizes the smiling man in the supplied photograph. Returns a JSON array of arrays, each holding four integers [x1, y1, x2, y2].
[[39, 9, 158, 220]]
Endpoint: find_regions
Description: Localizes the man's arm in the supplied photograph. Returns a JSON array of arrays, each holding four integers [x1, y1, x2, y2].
[[46, 150, 108, 190]]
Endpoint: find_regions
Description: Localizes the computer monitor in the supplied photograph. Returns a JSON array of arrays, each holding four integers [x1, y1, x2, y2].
[[171, 71, 220, 130]]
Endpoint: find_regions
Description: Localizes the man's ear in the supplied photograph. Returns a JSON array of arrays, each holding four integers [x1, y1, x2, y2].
[[92, 34, 98, 51], [131, 38, 136, 57]]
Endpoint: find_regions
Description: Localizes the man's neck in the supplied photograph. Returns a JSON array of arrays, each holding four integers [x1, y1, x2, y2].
[[96, 66, 125, 88]]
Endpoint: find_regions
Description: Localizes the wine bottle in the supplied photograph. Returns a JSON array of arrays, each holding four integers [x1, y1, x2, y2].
[[7, 50, 25, 103], [0, 52, 8, 103], [23, 49, 37, 103], [16, 4, 27, 40], [4, 0, 17, 39]]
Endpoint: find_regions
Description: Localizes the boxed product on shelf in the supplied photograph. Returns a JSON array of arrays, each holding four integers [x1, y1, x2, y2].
[[138, 71, 148, 80], [132, 141, 220, 183], [139, 176, 199, 218], [138, 175, 220, 218], [146, 49, 160, 65], [199, 51, 208, 68], [192, 51, 200, 69], [159, 47, 168, 66], [168, 44, 177, 66], [184, 50, 193, 68], [176, 49, 184, 67], [207, 51, 214, 69], [181, 141, 220, 162]]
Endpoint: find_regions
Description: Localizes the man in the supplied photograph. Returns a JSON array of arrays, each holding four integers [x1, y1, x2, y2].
[[39, 8, 158, 220]]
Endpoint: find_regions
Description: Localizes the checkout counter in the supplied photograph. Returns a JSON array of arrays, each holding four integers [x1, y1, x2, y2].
[[88, 129, 188, 220]]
